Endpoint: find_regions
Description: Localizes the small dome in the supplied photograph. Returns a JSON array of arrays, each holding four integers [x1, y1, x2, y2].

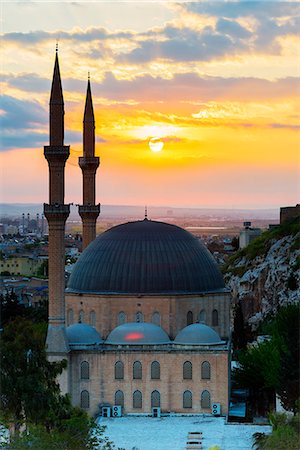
[[66, 323, 102, 345], [106, 322, 170, 345], [174, 323, 224, 345]]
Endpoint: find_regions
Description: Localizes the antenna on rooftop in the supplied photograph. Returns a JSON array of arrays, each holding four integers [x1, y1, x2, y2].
[[144, 206, 148, 220]]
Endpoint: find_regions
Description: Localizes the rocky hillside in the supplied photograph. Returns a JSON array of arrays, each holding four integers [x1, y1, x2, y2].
[[223, 217, 300, 328]]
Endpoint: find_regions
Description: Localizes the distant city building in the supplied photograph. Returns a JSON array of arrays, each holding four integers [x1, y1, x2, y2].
[[0, 256, 44, 277], [239, 222, 262, 249], [280, 204, 300, 224]]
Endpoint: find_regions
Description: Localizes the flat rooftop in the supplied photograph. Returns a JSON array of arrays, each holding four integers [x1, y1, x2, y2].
[[97, 415, 271, 450]]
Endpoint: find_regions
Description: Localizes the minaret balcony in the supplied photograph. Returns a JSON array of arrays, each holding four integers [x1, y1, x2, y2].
[[44, 145, 70, 163], [44, 203, 70, 222], [79, 156, 100, 171], [78, 204, 101, 214]]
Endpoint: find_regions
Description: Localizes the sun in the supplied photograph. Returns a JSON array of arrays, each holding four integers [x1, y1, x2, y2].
[[149, 137, 164, 153]]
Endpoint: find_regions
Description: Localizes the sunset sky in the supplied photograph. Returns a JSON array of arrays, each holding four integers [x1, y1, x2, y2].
[[1, 0, 299, 208]]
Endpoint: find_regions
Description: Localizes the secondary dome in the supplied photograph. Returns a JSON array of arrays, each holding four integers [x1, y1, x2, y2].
[[106, 322, 170, 345], [174, 323, 224, 345], [66, 323, 102, 345], [67, 219, 225, 295]]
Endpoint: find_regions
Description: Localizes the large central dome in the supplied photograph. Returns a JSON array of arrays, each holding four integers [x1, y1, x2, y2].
[[67, 219, 225, 295]]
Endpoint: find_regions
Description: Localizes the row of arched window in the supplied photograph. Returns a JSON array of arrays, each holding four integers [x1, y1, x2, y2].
[[67, 309, 219, 327], [80, 389, 211, 410], [79, 360, 211, 381], [67, 309, 96, 327], [187, 309, 218, 326]]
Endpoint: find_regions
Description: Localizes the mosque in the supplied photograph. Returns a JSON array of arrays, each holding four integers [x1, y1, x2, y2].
[[44, 51, 231, 417]]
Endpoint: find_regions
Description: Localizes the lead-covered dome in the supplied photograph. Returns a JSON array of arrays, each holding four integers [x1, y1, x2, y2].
[[66, 323, 102, 345], [106, 322, 170, 345], [174, 323, 224, 345], [67, 219, 225, 295]]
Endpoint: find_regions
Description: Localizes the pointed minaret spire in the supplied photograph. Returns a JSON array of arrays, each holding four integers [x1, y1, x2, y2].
[[83, 76, 95, 156], [79, 75, 100, 250], [50, 49, 64, 146]]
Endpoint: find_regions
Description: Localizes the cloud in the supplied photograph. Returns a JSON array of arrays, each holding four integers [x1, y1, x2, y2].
[[2, 73, 50, 92], [119, 26, 247, 64], [90, 72, 298, 103], [270, 123, 300, 130], [184, 1, 300, 20], [0, 95, 47, 130]]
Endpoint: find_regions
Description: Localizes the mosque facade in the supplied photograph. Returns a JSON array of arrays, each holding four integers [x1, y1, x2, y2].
[[44, 52, 231, 417]]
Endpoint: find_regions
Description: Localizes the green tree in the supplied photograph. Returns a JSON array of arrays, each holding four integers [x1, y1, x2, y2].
[[0, 291, 26, 328], [0, 318, 66, 434], [252, 412, 300, 450], [235, 305, 300, 416], [265, 305, 300, 414]]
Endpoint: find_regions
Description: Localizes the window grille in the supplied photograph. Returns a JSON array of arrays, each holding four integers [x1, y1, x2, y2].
[[151, 311, 161, 326], [136, 311, 144, 323], [187, 311, 193, 325], [183, 390, 192, 408], [67, 309, 74, 326], [201, 390, 211, 408], [199, 309, 206, 324], [115, 390, 124, 407], [79, 309, 84, 323], [80, 361, 89, 380], [118, 311, 126, 325], [80, 390, 89, 409], [151, 361, 160, 380], [201, 361, 211, 380], [133, 390, 142, 408], [133, 361, 142, 379], [183, 361, 192, 380], [151, 390, 160, 408], [89, 310, 96, 327], [115, 361, 124, 380], [212, 309, 218, 326]]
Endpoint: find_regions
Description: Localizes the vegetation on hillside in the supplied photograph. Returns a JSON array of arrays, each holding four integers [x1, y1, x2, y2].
[[222, 216, 300, 276]]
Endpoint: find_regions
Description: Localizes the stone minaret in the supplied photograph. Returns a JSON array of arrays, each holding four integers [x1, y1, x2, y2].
[[44, 50, 70, 377], [78, 77, 100, 250]]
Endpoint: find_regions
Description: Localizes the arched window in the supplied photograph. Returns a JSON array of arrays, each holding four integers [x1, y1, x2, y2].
[[118, 311, 126, 325], [183, 390, 192, 408], [201, 390, 211, 409], [79, 309, 84, 323], [80, 361, 89, 380], [199, 309, 206, 324], [115, 361, 124, 380], [115, 390, 124, 408], [133, 361, 142, 379], [151, 390, 160, 408], [151, 361, 160, 380], [212, 309, 218, 326], [136, 311, 144, 323], [183, 361, 192, 380], [187, 311, 193, 325], [201, 361, 211, 380], [89, 310, 96, 327], [80, 390, 89, 409], [67, 308, 74, 326], [133, 390, 142, 409], [151, 312, 161, 326]]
